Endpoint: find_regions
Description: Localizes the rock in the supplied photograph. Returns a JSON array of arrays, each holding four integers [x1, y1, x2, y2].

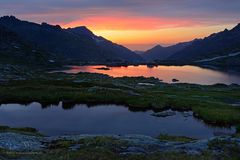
[[151, 110, 176, 117], [138, 83, 155, 86], [49, 60, 55, 63], [0, 132, 44, 151], [182, 112, 193, 117], [172, 79, 179, 82], [122, 147, 146, 154], [0, 132, 240, 156], [95, 67, 110, 70], [231, 102, 240, 107], [213, 131, 234, 137], [69, 144, 82, 151]]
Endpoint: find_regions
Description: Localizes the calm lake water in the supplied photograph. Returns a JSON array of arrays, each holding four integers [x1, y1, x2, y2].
[[0, 103, 235, 138], [58, 65, 240, 85]]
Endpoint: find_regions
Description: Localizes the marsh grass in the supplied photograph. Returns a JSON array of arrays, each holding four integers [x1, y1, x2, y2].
[[157, 134, 196, 142]]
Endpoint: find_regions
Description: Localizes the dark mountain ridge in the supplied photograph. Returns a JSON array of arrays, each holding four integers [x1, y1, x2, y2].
[[1, 15, 239, 66], [0, 25, 58, 66], [0, 16, 143, 63], [142, 42, 191, 61], [168, 24, 240, 62]]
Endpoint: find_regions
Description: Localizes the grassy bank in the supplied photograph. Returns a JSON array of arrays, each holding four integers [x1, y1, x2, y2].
[[0, 72, 240, 126], [0, 126, 42, 136]]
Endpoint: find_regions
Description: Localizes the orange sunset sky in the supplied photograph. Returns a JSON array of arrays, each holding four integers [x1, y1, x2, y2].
[[1, 0, 240, 50]]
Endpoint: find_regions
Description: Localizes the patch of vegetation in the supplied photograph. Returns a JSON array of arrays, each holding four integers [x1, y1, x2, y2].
[[47, 140, 75, 150], [47, 136, 129, 152], [208, 139, 240, 159], [237, 125, 240, 133], [157, 134, 196, 142], [0, 125, 41, 136], [0, 148, 220, 160], [78, 136, 128, 150]]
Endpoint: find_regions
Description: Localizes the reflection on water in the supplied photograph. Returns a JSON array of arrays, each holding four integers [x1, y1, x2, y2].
[[57, 65, 240, 85], [0, 103, 235, 138]]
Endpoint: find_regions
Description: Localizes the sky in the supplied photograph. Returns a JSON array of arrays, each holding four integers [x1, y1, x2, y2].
[[1, 0, 240, 50]]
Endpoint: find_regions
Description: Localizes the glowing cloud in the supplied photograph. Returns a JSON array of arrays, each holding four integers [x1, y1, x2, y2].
[[61, 16, 195, 30]]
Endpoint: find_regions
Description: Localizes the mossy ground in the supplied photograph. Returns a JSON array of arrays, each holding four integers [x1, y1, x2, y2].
[[0, 149, 214, 160], [0, 132, 239, 160], [157, 134, 196, 142], [0, 126, 42, 136], [0, 141, 238, 160]]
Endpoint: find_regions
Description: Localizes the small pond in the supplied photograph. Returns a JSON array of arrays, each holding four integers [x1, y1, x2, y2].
[[0, 103, 235, 138]]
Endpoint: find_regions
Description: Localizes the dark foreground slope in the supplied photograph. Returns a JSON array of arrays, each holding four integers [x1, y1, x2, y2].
[[0, 16, 142, 64]]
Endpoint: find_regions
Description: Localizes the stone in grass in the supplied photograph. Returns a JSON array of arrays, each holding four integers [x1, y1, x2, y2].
[[172, 78, 179, 82], [95, 67, 110, 70], [151, 110, 176, 117]]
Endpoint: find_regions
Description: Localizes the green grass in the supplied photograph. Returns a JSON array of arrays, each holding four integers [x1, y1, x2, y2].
[[0, 125, 42, 136], [208, 139, 240, 159], [157, 134, 196, 142], [0, 148, 228, 160]]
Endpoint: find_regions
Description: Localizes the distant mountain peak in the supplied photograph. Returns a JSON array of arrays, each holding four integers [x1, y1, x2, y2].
[[67, 26, 94, 36], [223, 28, 229, 32], [155, 44, 163, 48], [0, 15, 19, 22], [232, 23, 240, 31], [41, 22, 62, 30], [0, 15, 17, 20]]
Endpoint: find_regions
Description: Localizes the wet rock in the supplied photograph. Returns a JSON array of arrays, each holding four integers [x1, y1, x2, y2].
[[122, 147, 146, 154], [151, 110, 176, 117], [182, 112, 193, 117], [138, 83, 155, 86], [213, 131, 234, 137], [1, 132, 240, 156], [0, 132, 44, 151], [69, 144, 82, 151], [231, 102, 240, 107]]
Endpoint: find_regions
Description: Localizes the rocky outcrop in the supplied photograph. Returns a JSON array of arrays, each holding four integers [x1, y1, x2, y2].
[[0, 132, 239, 155]]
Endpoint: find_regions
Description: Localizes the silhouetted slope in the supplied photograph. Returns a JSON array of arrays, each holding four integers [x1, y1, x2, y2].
[[67, 27, 143, 62], [0, 16, 142, 63], [168, 24, 240, 62], [0, 25, 57, 66], [142, 42, 190, 61]]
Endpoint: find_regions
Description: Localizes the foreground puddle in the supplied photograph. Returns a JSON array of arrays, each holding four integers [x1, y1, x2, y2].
[[0, 103, 235, 138]]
